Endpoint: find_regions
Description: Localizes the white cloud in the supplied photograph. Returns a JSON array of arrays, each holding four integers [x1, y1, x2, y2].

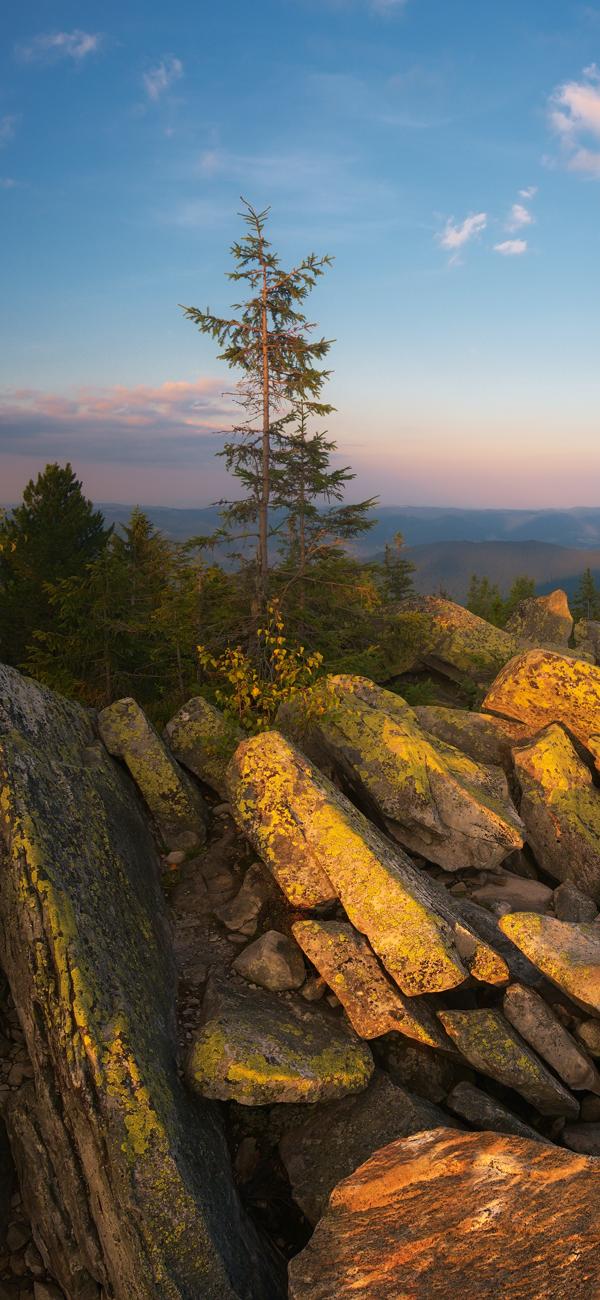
[[494, 239, 527, 256], [0, 115, 17, 146], [16, 30, 101, 63], [507, 202, 533, 231], [438, 212, 487, 252], [549, 67, 600, 176], [519, 185, 538, 199], [143, 56, 183, 101]]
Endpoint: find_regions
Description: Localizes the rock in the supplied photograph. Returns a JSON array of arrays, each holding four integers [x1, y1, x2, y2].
[[164, 696, 243, 799], [374, 1035, 464, 1103], [232, 930, 306, 992], [400, 596, 520, 686], [512, 724, 600, 901], [471, 869, 553, 914], [97, 696, 208, 853], [288, 1128, 600, 1300], [279, 1071, 453, 1224], [445, 1080, 545, 1142], [227, 731, 507, 995], [291, 920, 451, 1049], [576, 1019, 600, 1056], [5, 1224, 29, 1253], [0, 1119, 13, 1250], [505, 588, 573, 647], [503, 982, 600, 1093], [438, 1008, 579, 1116], [279, 676, 524, 873], [581, 1092, 600, 1119], [414, 705, 526, 769], [483, 648, 600, 774], [215, 863, 272, 936], [185, 978, 373, 1105], [0, 665, 279, 1299], [574, 618, 600, 665], [499, 912, 600, 1016], [554, 881, 598, 923], [33, 1286, 65, 1300], [561, 1122, 600, 1155], [454, 898, 546, 988]]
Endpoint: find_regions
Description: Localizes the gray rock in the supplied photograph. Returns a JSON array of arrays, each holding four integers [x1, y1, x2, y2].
[[554, 881, 598, 924], [215, 863, 272, 936], [471, 871, 553, 915], [164, 696, 243, 799], [503, 983, 600, 1093], [232, 931, 306, 992], [576, 1019, 600, 1057], [455, 898, 545, 988], [438, 1008, 579, 1117], [562, 1122, 600, 1155], [279, 1071, 455, 1223], [445, 1081, 546, 1143]]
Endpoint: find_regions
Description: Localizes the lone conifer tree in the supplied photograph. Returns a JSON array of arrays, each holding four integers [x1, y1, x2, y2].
[[573, 568, 600, 622], [181, 200, 332, 616]]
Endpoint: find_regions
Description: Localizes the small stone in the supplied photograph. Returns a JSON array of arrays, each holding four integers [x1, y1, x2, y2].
[[232, 931, 306, 992], [215, 864, 271, 936], [301, 976, 326, 1003], [166, 850, 186, 866], [9, 1254, 27, 1277], [554, 882, 597, 924], [226, 934, 247, 946], [472, 871, 553, 915], [33, 1285, 65, 1300], [576, 1019, 600, 1057], [5, 1225, 30, 1253], [214, 803, 232, 817]]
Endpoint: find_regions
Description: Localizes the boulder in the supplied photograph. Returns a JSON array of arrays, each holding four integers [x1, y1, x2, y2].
[[562, 1122, 600, 1155], [483, 649, 600, 774], [0, 664, 279, 1299], [374, 1035, 465, 1104], [576, 1019, 600, 1056], [554, 881, 598, 923], [227, 731, 508, 996], [499, 912, 600, 1016], [513, 724, 600, 901], [437, 1008, 579, 1116], [445, 1080, 545, 1142], [164, 696, 243, 799], [97, 696, 208, 853], [400, 595, 520, 686], [291, 919, 450, 1048], [185, 978, 373, 1105], [288, 1129, 600, 1300], [503, 983, 600, 1093], [279, 676, 524, 873], [505, 588, 573, 647], [231, 931, 306, 993], [471, 869, 553, 914], [279, 1072, 453, 1224], [414, 705, 526, 769], [574, 619, 600, 665], [215, 863, 273, 936], [455, 898, 546, 988]]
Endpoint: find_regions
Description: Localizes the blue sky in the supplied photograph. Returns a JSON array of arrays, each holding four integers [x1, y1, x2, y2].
[[1, 0, 600, 506]]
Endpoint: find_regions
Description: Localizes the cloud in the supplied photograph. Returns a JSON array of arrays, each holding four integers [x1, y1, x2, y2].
[[519, 186, 538, 199], [0, 379, 236, 469], [143, 56, 183, 102], [549, 67, 600, 176], [507, 202, 534, 231], [16, 30, 102, 63], [494, 239, 527, 256], [438, 212, 487, 254], [0, 115, 17, 146]]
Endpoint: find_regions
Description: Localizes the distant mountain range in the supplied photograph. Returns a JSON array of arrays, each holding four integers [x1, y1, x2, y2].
[[93, 504, 600, 600]]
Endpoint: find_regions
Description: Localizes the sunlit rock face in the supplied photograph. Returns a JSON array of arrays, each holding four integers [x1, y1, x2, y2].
[[483, 648, 600, 774], [513, 723, 600, 901], [400, 594, 520, 685], [505, 588, 573, 647], [288, 1129, 600, 1300]]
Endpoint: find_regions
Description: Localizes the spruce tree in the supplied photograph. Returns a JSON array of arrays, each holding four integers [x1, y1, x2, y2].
[[572, 568, 600, 622], [381, 532, 415, 603]]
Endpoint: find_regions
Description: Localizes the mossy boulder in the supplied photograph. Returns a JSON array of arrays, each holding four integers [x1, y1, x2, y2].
[[164, 697, 243, 800], [438, 1008, 578, 1117], [400, 595, 520, 686], [0, 665, 280, 1299], [227, 730, 508, 996], [483, 649, 600, 774], [280, 675, 524, 872], [292, 919, 450, 1048], [513, 723, 600, 901], [499, 912, 600, 1016], [185, 978, 373, 1105], [98, 696, 208, 853], [288, 1130, 600, 1300], [505, 588, 573, 647], [414, 704, 527, 769]]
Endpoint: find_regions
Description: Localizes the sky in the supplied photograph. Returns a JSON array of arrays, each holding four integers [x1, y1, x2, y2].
[[1, 0, 600, 508]]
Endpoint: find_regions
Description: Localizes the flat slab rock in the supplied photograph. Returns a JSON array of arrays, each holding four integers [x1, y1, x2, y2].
[[279, 1071, 454, 1225], [414, 704, 527, 769], [500, 912, 600, 1016], [514, 724, 600, 902], [503, 982, 600, 1094], [483, 648, 600, 774], [185, 978, 374, 1105], [445, 1080, 545, 1143], [438, 1008, 579, 1117], [164, 695, 243, 799], [401, 595, 519, 685], [288, 1128, 600, 1299]]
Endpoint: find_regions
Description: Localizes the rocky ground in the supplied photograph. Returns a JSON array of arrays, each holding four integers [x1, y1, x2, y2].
[[2, 588, 600, 1298]]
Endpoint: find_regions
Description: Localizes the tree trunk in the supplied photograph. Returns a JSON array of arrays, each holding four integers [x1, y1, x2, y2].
[[258, 262, 270, 615]]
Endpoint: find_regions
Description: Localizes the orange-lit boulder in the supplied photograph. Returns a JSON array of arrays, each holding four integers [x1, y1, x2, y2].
[[483, 649, 600, 773]]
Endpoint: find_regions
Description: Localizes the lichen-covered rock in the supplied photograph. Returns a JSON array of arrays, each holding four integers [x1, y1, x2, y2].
[[288, 1129, 600, 1300], [414, 705, 526, 769], [232, 930, 306, 992], [554, 880, 598, 923], [227, 731, 508, 995], [445, 1080, 545, 1142], [503, 982, 600, 1094], [400, 595, 520, 685], [455, 897, 546, 988], [164, 697, 243, 799], [505, 588, 573, 647], [291, 919, 450, 1048], [185, 978, 373, 1105], [98, 696, 208, 853], [499, 912, 600, 1015], [438, 1008, 579, 1116], [483, 649, 600, 774], [279, 1072, 453, 1224], [0, 665, 279, 1299], [279, 676, 524, 873], [513, 724, 600, 901]]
